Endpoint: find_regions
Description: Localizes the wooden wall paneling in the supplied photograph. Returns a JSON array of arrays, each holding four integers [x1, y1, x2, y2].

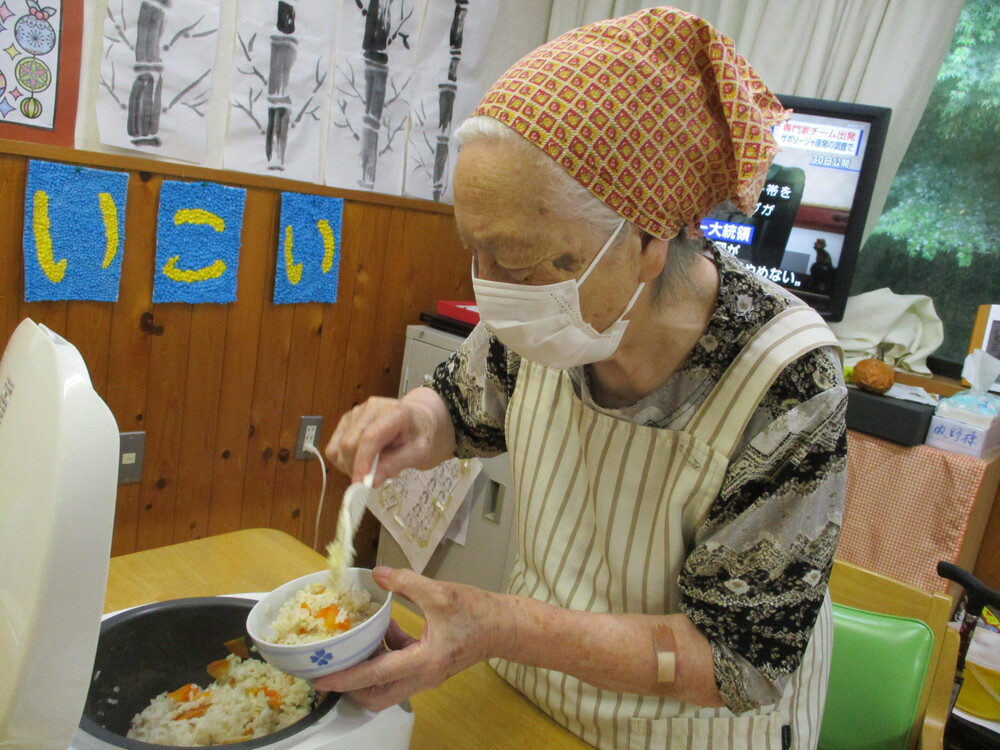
[[269, 302, 325, 539], [64, 302, 113, 395], [313, 201, 395, 552], [382, 209, 468, 379], [239, 312, 292, 531], [367, 207, 470, 399], [136, 299, 193, 551], [0, 154, 25, 345], [105, 172, 159, 555], [363, 207, 413, 403], [123, 170, 193, 551], [171, 302, 229, 543], [336, 202, 395, 413], [302, 314, 345, 549], [300, 200, 368, 548], [406, 213, 470, 338], [206, 187, 276, 538], [348, 205, 424, 565], [239, 214, 295, 533]]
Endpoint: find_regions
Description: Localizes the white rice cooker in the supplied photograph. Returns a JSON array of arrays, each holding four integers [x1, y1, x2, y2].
[[0, 319, 413, 749]]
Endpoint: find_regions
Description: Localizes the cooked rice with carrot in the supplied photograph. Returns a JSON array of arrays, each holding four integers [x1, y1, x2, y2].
[[270, 580, 380, 645], [127, 654, 314, 744]]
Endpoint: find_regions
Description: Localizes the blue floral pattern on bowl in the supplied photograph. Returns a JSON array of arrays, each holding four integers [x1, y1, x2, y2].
[[311, 648, 333, 666]]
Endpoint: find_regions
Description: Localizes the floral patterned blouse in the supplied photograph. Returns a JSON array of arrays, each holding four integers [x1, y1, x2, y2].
[[425, 243, 847, 714]]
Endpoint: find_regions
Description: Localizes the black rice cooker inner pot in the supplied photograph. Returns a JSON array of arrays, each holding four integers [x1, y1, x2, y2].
[[79, 597, 337, 749]]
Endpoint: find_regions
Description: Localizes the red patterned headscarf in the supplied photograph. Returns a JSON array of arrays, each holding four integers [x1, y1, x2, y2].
[[472, 7, 789, 239]]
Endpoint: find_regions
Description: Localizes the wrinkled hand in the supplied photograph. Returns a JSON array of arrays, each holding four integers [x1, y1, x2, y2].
[[313, 567, 509, 711], [325, 390, 454, 485]]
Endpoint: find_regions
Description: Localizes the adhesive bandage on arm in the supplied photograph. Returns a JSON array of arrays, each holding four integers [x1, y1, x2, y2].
[[653, 624, 677, 684]]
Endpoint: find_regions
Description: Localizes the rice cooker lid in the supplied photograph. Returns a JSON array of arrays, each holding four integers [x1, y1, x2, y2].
[[0, 319, 119, 746]]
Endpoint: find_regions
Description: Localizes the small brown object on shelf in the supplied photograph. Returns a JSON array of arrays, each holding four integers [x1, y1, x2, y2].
[[854, 357, 895, 395]]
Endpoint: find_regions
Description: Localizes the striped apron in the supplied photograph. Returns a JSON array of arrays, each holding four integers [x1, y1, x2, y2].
[[494, 306, 839, 749]]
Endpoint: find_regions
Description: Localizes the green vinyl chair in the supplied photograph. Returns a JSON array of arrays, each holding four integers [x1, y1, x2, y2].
[[820, 559, 960, 750], [820, 602, 934, 750]]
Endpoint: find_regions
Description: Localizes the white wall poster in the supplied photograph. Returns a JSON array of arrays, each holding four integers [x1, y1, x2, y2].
[[326, 0, 417, 194], [403, 0, 499, 203], [98, 0, 221, 162], [223, 0, 337, 182]]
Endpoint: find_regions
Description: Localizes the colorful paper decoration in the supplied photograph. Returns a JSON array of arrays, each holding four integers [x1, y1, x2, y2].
[[22, 159, 128, 302], [153, 181, 246, 304], [273, 192, 343, 304], [0, 0, 83, 147]]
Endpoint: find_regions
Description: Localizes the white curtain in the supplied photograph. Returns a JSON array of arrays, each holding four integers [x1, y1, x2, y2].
[[541, 0, 964, 239]]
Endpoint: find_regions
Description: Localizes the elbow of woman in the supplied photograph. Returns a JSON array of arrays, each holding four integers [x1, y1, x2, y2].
[[710, 647, 789, 715]]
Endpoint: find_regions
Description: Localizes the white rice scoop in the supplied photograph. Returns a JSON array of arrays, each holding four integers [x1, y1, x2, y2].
[[326, 455, 379, 588]]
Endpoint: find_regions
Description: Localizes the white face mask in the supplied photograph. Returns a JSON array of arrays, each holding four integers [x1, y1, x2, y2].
[[472, 218, 645, 369]]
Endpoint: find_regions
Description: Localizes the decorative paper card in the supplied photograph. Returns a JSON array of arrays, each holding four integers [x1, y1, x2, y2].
[[369, 457, 481, 574], [97, 0, 221, 162], [153, 180, 245, 304], [274, 192, 342, 305], [325, 0, 417, 194], [403, 0, 499, 203], [22, 159, 128, 302], [443, 482, 473, 546], [223, 0, 337, 183], [0, 0, 81, 146]]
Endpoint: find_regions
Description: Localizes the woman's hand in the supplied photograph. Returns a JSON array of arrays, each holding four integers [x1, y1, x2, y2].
[[325, 387, 456, 484], [313, 567, 510, 711]]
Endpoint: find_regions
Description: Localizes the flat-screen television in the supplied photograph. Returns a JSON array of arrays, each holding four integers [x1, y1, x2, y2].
[[702, 95, 892, 322]]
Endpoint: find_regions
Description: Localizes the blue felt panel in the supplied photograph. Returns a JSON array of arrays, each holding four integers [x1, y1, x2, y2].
[[22, 160, 129, 302], [153, 181, 247, 304], [273, 192, 343, 305]]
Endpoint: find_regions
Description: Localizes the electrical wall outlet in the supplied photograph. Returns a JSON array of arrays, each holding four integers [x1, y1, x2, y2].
[[119, 431, 145, 484], [295, 416, 324, 459]]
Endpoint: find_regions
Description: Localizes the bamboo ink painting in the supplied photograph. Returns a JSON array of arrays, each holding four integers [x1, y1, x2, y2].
[[403, 0, 498, 202], [223, 0, 335, 182], [81, 1, 502, 199], [326, 0, 418, 195], [326, 0, 499, 199], [0, 0, 65, 129], [98, 0, 221, 162]]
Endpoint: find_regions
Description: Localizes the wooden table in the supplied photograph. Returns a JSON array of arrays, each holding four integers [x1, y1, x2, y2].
[[104, 528, 591, 750]]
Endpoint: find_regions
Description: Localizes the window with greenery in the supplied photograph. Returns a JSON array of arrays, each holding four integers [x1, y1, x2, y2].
[[851, 0, 999, 369]]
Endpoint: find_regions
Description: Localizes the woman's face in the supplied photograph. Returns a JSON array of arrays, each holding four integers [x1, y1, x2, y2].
[[453, 138, 642, 334]]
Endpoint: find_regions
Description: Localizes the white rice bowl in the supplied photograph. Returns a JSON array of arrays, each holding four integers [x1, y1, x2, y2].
[[247, 569, 393, 679], [128, 654, 314, 745]]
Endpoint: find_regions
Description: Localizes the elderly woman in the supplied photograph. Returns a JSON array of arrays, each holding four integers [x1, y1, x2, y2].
[[320, 8, 846, 749]]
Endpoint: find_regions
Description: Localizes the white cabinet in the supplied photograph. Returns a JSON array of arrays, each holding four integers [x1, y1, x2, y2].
[[376, 326, 517, 595]]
